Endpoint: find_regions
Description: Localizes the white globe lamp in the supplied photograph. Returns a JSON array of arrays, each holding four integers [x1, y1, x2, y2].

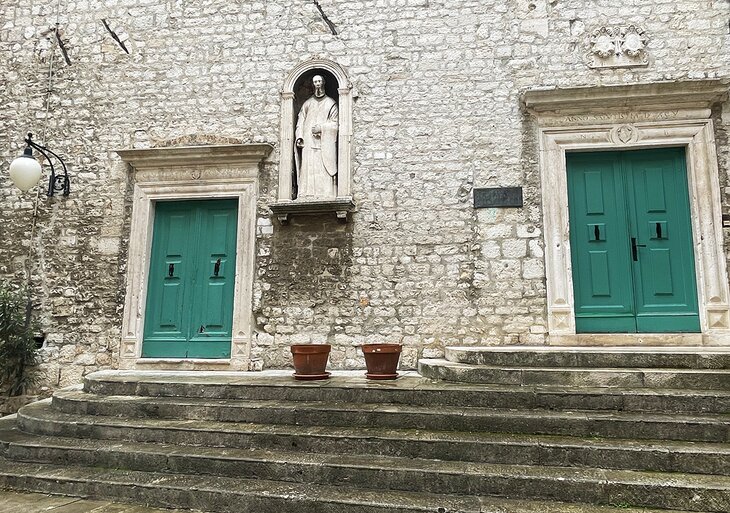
[[9, 147, 42, 192], [7, 133, 70, 196]]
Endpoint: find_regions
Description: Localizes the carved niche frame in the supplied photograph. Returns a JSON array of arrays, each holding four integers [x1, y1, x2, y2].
[[271, 58, 356, 223], [116, 144, 273, 370], [524, 80, 730, 346]]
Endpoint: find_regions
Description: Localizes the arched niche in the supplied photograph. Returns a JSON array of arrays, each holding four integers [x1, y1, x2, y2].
[[271, 59, 355, 223]]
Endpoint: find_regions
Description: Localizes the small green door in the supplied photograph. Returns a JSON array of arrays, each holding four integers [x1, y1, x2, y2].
[[567, 148, 699, 333], [143, 199, 238, 358]]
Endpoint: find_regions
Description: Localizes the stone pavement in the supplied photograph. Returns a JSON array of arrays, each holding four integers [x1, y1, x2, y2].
[[0, 490, 193, 513]]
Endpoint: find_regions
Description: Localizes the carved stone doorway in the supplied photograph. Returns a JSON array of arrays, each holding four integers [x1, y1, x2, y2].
[[116, 144, 272, 370], [524, 81, 730, 346]]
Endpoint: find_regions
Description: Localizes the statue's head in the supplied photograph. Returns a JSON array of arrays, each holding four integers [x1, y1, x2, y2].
[[312, 75, 325, 98]]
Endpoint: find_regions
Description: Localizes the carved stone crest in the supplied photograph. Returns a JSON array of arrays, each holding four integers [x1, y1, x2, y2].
[[588, 25, 649, 68], [610, 124, 640, 145], [591, 27, 616, 58], [621, 25, 647, 57]]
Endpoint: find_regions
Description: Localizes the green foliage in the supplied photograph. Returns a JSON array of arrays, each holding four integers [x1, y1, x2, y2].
[[0, 282, 40, 396]]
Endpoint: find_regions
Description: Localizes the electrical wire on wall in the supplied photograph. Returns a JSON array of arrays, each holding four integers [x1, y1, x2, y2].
[[25, 0, 64, 328]]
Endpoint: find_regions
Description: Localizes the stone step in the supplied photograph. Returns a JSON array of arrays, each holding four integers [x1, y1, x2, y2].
[[81, 371, 730, 414], [5, 405, 730, 476], [0, 489, 192, 513], [445, 346, 730, 369], [418, 359, 730, 389], [22, 396, 730, 444], [0, 423, 728, 512], [0, 457, 703, 513]]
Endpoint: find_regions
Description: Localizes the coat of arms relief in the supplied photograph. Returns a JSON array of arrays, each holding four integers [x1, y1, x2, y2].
[[588, 25, 649, 68]]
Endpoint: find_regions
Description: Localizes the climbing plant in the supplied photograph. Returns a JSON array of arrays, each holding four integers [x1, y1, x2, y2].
[[0, 282, 39, 396]]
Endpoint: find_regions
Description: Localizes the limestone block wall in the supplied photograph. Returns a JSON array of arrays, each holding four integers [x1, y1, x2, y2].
[[0, 0, 728, 384]]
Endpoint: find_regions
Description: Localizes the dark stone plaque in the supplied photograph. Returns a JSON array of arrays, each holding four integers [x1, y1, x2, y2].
[[473, 187, 523, 208]]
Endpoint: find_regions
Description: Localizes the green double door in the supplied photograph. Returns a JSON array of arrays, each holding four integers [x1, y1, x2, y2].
[[567, 148, 699, 333], [143, 199, 238, 358]]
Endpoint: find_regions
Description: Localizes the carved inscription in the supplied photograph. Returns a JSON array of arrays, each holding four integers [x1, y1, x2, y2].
[[538, 110, 681, 127]]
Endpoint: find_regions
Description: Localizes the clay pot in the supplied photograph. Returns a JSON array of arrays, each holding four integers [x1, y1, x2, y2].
[[291, 344, 331, 380], [362, 343, 402, 380]]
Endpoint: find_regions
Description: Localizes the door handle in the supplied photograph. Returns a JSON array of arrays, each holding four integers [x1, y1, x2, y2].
[[213, 258, 221, 277], [656, 222, 662, 239], [168, 263, 175, 277], [631, 237, 646, 261]]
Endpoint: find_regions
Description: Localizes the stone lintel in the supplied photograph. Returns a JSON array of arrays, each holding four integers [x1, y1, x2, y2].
[[116, 143, 274, 169], [523, 80, 729, 116], [269, 197, 356, 224]]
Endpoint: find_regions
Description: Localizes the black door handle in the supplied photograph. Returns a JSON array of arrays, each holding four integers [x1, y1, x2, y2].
[[631, 237, 646, 261], [213, 258, 221, 277], [656, 222, 662, 239], [168, 263, 175, 277]]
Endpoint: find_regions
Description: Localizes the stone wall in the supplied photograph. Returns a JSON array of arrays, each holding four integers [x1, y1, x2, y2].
[[0, 1, 728, 384]]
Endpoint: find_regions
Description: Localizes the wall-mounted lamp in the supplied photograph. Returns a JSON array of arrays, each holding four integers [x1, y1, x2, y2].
[[9, 133, 70, 196]]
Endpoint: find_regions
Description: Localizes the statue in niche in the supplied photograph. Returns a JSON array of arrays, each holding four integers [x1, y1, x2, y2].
[[295, 74, 338, 199]]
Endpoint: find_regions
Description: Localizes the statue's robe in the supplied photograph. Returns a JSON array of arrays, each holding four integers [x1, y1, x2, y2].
[[295, 95, 338, 199]]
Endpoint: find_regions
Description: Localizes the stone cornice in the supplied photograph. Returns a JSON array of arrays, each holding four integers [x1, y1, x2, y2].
[[523, 80, 729, 115], [116, 144, 274, 170]]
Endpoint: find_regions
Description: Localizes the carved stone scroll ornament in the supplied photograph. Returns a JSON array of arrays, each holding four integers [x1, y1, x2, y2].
[[588, 25, 648, 68]]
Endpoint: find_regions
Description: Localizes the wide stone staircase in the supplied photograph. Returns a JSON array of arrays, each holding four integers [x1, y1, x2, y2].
[[0, 346, 728, 512]]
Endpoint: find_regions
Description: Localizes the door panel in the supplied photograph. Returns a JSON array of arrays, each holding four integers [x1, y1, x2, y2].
[[188, 201, 238, 358], [143, 199, 238, 358], [567, 148, 699, 333], [567, 152, 635, 333], [627, 149, 700, 332], [142, 205, 194, 357]]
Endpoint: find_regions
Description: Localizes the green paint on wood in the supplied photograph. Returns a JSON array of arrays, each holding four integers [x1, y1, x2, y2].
[[567, 148, 699, 333], [143, 199, 238, 358]]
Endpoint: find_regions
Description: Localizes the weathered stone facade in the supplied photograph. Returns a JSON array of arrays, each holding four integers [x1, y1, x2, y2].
[[0, 1, 729, 391]]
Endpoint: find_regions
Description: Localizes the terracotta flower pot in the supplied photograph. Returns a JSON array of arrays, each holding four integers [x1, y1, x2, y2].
[[291, 344, 331, 380], [362, 343, 402, 380]]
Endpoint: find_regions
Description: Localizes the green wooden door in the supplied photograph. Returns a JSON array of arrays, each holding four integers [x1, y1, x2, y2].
[[143, 199, 238, 358], [567, 148, 699, 333]]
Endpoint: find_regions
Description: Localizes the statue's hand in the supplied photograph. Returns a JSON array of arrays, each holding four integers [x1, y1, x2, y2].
[[312, 125, 321, 136], [296, 138, 304, 148]]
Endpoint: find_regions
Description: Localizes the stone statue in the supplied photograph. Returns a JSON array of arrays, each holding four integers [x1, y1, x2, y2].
[[295, 75, 338, 199]]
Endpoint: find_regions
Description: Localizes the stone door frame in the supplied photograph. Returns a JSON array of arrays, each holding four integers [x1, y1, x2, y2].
[[116, 144, 272, 369], [524, 81, 730, 345]]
